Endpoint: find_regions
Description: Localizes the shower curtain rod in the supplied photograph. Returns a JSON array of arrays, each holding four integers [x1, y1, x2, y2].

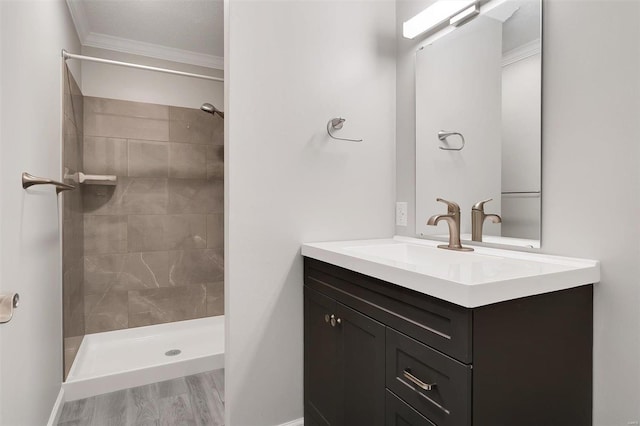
[[62, 50, 224, 82]]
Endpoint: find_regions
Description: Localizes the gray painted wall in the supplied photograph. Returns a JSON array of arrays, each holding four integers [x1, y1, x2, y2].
[[396, 0, 640, 423], [0, 1, 81, 424], [226, 1, 396, 424]]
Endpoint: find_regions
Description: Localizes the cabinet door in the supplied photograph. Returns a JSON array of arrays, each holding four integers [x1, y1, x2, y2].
[[386, 390, 436, 426], [305, 288, 340, 426], [337, 302, 386, 426]]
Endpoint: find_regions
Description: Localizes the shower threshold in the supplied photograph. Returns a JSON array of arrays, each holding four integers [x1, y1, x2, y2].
[[63, 316, 224, 401]]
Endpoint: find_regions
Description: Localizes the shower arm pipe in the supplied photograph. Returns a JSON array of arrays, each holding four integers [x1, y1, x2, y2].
[[62, 50, 224, 82]]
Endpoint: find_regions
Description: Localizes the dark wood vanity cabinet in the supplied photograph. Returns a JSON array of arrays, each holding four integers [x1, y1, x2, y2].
[[303, 258, 593, 426], [304, 286, 385, 426]]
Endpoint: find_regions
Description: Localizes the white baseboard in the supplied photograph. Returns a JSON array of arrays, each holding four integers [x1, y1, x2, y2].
[[277, 418, 304, 426], [46, 387, 65, 426]]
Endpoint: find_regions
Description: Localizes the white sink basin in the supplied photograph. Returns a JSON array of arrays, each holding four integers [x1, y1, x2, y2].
[[301, 237, 599, 307], [345, 243, 502, 266]]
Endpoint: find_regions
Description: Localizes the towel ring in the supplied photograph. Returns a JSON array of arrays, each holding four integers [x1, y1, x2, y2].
[[438, 130, 465, 151], [327, 118, 363, 143]]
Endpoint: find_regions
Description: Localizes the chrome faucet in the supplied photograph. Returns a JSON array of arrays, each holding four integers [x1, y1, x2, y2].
[[427, 198, 473, 252], [471, 198, 502, 242]]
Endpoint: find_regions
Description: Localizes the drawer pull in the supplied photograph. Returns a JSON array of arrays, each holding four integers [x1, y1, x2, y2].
[[403, 369, 436, 391]]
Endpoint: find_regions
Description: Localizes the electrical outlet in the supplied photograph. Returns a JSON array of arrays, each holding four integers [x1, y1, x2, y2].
[[396, 202, 408, 226]]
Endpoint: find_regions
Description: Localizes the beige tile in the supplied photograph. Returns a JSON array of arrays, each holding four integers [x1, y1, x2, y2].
[[85, 96, 169, 120], [129, 140, 169, 177], [63, 116, 79, 172], [206, 214, 223, 248], [206, 145, 224, 180], [168, 179, 222, 214], [63, 218, 83, 271], [84, 215, 127, 255], [83, 177, 168, 215], [169, 106, 214, 144], [120, 178, 169, 214], [63, 259, 85, 338], [206, 281, 224, 316], [165, 215, 207, 250], [85, 290, 129, 333], [168, 249, 224, 286], [128, 215, 165, 252], [63, 67, 72, 119], [82, 184, 119, 215], [84, 253, 125, 295], [169, 106, 208, 122], [129, 284, 207, 328], [211, 114, 224, 146], [127, 215, 206, 252], [72, 91, 84, 136], [85, 113, 169, 141], [169, 143, 207, 179], [84, 252, 170, 295], [84, 136, 128, 176]]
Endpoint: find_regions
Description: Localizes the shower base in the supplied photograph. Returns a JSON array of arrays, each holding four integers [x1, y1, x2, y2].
[[63, 316, 224, 401]]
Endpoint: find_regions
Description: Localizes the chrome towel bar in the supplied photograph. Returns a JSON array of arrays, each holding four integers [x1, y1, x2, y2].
[[22, 172, 75, 194]]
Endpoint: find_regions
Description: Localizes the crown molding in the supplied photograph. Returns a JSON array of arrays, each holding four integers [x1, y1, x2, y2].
[[83, 32, 224, 70], [502, 38, 541, 67], [64, 0, 223, 70], [65, 0, 90, 42]]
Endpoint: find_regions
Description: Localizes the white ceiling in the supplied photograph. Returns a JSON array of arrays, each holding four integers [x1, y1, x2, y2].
[[66, 0, 224, 69]]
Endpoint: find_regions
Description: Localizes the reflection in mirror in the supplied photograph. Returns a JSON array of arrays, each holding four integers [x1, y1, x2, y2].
[[415, 0, 541, 248]]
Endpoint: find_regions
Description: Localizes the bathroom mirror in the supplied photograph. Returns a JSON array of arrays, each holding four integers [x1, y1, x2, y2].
[[415, 0, 541, 248]]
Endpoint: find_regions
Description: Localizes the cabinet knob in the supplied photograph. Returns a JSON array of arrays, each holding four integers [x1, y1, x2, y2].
[[330, 315, 342, 327]]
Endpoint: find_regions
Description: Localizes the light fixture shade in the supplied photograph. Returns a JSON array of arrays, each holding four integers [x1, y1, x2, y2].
[[403, 0, 477, 39]]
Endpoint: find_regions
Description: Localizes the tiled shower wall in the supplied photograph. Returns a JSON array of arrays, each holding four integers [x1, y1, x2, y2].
[[82, 96, 224, 334], [62, 66, 85, 377]]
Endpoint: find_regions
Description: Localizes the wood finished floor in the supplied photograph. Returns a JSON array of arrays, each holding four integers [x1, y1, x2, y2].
[[58, 370, 224, 426]]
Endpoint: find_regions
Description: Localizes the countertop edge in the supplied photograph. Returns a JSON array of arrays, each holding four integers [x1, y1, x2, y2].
[[301, 239, 600, 308]]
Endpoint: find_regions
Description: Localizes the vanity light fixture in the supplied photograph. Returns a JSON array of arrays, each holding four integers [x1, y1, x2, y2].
[[403, 0, 478, 39], [450, 3, 480, 27]]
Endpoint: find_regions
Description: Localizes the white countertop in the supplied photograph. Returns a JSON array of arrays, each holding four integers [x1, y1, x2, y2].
[[301, 236, 600, 308]]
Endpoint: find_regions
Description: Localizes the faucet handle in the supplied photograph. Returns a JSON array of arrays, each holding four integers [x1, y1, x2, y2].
[[472, 198, 493, 211], [436, 198, 460, 214]]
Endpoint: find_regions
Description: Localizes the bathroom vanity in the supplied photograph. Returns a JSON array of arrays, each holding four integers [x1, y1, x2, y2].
[[301, 237, 599, 426]]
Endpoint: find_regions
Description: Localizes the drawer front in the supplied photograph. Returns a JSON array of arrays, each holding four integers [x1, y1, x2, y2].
[[386, 328, 471, 426], [386, 390, 436, 426], [305, 258, 472, 363]]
